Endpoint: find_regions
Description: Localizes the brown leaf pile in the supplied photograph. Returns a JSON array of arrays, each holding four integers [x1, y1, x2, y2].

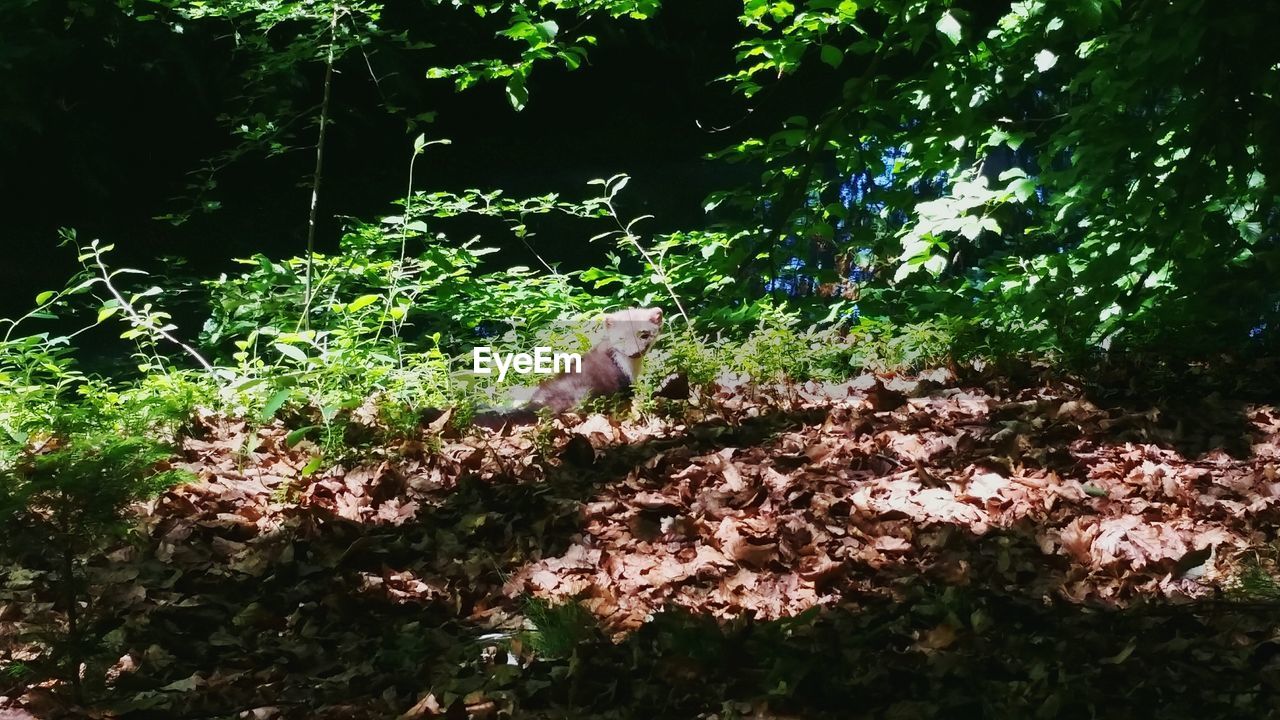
[[510, 374, 1280, 631], [4, 367, 1280, 717]]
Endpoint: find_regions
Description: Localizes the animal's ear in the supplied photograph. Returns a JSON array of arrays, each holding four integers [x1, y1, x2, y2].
[[649, 308, 663, 324]]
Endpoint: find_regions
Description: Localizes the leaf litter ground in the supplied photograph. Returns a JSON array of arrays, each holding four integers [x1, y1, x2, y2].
[[5, 363, 1280, 718]]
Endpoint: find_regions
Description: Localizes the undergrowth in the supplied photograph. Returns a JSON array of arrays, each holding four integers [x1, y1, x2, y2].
[[0, 186, 966, 670], [1, 231, 965, 477]]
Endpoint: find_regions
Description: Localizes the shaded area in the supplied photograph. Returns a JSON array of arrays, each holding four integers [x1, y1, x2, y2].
[[0, 1, 750, 316], [560, 583, 1280, 719]]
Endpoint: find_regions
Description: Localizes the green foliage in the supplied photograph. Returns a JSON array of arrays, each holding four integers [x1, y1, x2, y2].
[[705, 0, 1280, 356], [521, 597, 599, 660], [1228, 551, 1280, 602], [843, 315, 967, 373], [734, 306, 824, 382], [657, 331, 723, 389], [202, 187, 618, 354], [48, 0, 1273, 359], [0, 258, 201, 534], [120, 0, 640, 217], [2, 3, 1278, 713], [0, 249, 215, 456], [197, 184, 615, 439], [0, 388, 192, 694], [0, 433, 187, 535], [123, 0, 398, 218], [641, 307, 962, 409]]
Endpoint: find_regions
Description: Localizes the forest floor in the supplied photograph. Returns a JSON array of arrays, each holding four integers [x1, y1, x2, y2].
[[5, 361, 1280, 719]]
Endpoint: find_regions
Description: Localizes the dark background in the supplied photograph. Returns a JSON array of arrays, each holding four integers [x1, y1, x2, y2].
[[0, 0, 786, 319]]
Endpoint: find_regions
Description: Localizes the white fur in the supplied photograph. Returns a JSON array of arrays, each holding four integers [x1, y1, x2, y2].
[[607, 346, 641, 380]]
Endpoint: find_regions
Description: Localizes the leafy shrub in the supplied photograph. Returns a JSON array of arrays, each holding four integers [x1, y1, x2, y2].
[[0, 432, 188, 534]]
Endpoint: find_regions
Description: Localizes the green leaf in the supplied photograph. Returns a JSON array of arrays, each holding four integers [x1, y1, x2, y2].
[[259, 389, 293, 422], [505, 73, 528, 111], [273, 342, 309, 363], [769, 1, 795, 22], [347, 294, 380, 312], [819, 44, 843, 68], [536, 19, 559, 42], [1033, 49, 1058, 72], [35, 291, 55, 305], [893, 261, 918, 283], [97, 305, 119, 323], [300, 455, 325, 477], [1007, 177, 1038, 202], [285, 426, 320, 447], [936, 11, 962, 45]]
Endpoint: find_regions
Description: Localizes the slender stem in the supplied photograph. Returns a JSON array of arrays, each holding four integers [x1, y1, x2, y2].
[[381, 142, 420, 354], [301, 3, 340, 332], [1, 274, 94, 343], [604, 199, 692, 329], [90, 249, 217, 376], [60, 511, 82, 703]]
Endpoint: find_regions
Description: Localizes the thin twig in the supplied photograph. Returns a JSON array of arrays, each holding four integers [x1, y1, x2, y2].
[[301, 3, 341, 332], [603, 197, 692, 329], [90, 247, 218, 377]]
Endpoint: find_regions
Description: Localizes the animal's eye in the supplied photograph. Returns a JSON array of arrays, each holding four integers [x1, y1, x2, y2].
[[639, 331, 652, 339]]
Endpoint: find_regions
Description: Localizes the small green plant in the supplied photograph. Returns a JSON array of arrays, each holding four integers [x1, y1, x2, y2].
[[657, 331, 726, 388], [735, 305, 811, 382], [528, 415, 558, 459], [1228, 556, 1280, 601], [0, 427, 190, 699], [521, 597, 599, 660]]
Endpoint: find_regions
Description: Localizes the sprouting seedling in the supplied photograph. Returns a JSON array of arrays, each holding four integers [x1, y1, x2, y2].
[[588, 174, 693, 330]]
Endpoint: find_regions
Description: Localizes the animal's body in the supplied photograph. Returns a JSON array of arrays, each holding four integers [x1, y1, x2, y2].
[[528, 307, 663, 412], [471, 307, 663, 428]]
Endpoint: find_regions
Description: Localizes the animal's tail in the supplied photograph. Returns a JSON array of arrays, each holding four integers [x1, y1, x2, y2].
[[469, 406, 541, 431]]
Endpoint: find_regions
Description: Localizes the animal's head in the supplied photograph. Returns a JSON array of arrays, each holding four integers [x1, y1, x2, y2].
[[600, 307, 663, 358]]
